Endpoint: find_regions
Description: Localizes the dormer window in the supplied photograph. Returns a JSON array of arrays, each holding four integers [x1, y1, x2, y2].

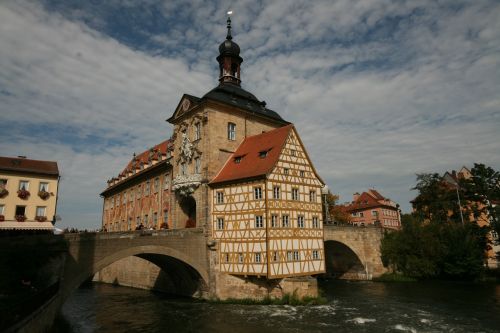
[[259, 151, 268, 158], [234, 156, 242, 164]]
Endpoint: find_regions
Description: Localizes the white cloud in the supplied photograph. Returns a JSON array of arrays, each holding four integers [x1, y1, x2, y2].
[[0, 0, 499, 229]]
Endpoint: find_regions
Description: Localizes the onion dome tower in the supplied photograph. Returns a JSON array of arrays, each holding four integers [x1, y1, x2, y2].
[[217, 16, 243, 86]]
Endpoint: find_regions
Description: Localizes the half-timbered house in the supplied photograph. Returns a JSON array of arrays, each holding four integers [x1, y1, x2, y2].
[[210, 124, 325, 278]]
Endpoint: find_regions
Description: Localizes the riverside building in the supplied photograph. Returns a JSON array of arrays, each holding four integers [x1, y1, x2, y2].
[[0, 156, 59, 231], [100, 17, 326, 296]]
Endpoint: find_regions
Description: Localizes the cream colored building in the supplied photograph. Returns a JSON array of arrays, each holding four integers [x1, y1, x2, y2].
[[0, 156, 59, 231]]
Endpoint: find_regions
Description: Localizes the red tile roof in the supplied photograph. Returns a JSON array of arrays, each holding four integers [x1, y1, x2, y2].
[[344, 190, 396, 212], [210, 124, 293, 185], [120, 139, 170, 176], [0, 156, 59, 176]]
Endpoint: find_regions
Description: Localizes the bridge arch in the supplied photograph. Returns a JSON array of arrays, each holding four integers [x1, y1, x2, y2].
[[322, 226, 387, 280], [64, 244, 209, 300], [324, 240, 367, 279]]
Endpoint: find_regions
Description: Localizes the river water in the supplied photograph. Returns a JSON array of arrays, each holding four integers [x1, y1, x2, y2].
[[57, 280, 500, 333]]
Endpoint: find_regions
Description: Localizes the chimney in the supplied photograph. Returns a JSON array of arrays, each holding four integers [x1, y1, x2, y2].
[[353, 192, 360, 201]]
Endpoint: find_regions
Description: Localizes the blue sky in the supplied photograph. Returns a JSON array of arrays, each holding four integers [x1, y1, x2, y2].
[[1, 0, 499, 230]]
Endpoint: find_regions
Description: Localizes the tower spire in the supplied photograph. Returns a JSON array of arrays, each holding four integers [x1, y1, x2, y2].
[[217, 11, 243, 86], [226, 16, 232, 40]]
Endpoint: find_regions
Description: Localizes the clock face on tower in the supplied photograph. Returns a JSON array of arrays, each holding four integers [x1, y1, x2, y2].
[[181, 99, 190, 112]]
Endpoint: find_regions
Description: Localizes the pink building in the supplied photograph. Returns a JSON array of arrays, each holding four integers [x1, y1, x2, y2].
[[342, 189, 401, 229]]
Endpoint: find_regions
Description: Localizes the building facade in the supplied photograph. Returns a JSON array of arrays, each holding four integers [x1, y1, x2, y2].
[[210, 125, 325, 278], [342, 189, 401, 229], [100, 17, 327, 296], [0, 156, 59, 231], [101, 140, 172, 231]]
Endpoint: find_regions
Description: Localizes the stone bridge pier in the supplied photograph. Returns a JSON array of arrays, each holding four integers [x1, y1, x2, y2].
[[323, 225, 387, 280]]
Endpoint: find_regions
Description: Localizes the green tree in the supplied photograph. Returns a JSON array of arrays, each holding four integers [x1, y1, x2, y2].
[[411, 173, 463, 223], [460, 163, 500, 237]]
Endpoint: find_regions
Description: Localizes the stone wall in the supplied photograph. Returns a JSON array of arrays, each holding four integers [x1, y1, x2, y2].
[[93, 256, 174, 293], [213, 272, 318, 300]]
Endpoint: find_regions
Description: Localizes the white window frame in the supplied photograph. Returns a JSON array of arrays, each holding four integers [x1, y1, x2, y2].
[[216, 191, 224, 204], [238, 253, 244, 263], [39, 182, 49, 192], [19, 180, 29, 191], [254, 187, 262, 200], [312, 216, 319, 228], [36, 206, 46, 217], [293, 251, 300, 261], [271, 215, 278, 228], [255, 215, 263, 228], [297, 215, 304, 228], [273, 186, 280, 199], [228, 122, 236, 141], [292, 188, 299, 201], [255, 253, 261, 263], [0, 204, 4, 215], [309, 190, 316, 202], [282, 215, 289, 228], [287, 251, 293, 261], [313, 250, 319, 260], [217, 217, 224, 230]]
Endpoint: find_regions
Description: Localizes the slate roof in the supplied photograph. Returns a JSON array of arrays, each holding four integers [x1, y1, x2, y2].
[[203, 83, 288, 124], [0, 156, 59, 176], [210, 124, 293, 185]]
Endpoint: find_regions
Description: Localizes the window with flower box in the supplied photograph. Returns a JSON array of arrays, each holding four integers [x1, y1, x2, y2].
[[19, 180, 29, 191]]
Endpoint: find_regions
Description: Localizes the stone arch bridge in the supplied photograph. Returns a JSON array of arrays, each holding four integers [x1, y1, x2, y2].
[[60, 228, 210, 300], [323, 225, 387, 279], [2, 225, 387, 332]]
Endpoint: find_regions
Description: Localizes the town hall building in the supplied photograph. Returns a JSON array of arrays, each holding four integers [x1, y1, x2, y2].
[[100, 17, 326, 297]]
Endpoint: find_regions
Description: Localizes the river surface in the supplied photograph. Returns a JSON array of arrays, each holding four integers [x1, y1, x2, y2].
[[57, 280, 500, 333]]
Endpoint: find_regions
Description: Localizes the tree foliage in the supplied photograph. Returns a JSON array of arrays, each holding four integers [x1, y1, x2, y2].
[[411, 173, 463, 223], [326, 193, 351, 224], [460, 163, 500, 236], [381, 214, 488, 280], [382, 164, 499, 280]]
